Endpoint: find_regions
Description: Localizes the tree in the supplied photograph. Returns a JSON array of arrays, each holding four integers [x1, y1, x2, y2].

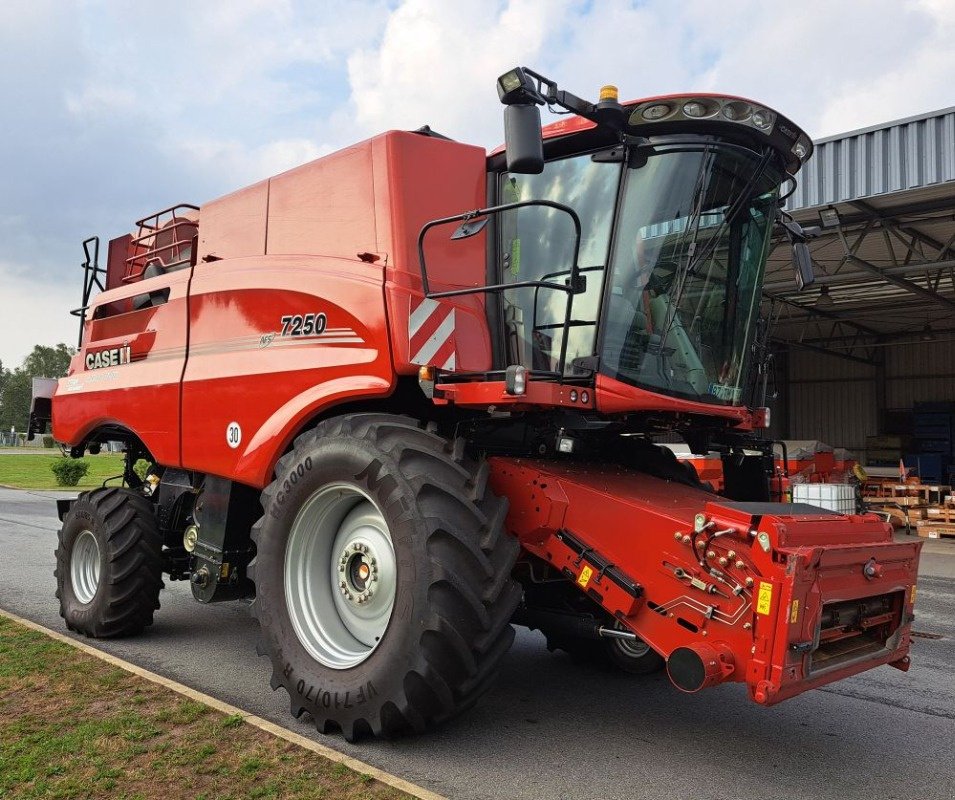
[[21, 344, 73, 379], [0, 344, 75, 433]]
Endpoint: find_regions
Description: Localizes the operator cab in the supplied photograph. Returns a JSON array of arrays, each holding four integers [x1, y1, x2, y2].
[[494, 131, 783, 409], [418, 68, 815, 425]]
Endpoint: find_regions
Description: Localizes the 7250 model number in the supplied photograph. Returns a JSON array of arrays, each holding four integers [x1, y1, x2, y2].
[[280, 313, 327, 337]]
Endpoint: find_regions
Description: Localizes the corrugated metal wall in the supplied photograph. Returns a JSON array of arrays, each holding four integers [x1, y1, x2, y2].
[[885, 337, 955, 407], [786, 349, 877, 451], [787, 107, 955, 210], [783, 338, 955, 454]]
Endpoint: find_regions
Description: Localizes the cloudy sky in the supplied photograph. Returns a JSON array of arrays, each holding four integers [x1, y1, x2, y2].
[[1, 0, 953, 369]]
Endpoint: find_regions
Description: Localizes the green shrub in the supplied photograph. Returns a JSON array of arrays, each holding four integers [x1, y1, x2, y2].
[[50, 458, 90, 487], [133, 459, 151, 482], [42, 435, 55, 449]]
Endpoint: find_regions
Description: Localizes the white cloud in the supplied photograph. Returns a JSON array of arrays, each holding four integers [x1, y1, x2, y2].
[[347, 0, 573, 145], [1, 0, 953, 369], [0, 262, 80, 370]]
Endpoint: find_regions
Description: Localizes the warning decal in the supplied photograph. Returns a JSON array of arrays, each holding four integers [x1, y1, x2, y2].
[[756, 582, 773, 616], [577, 565, 594, 589], [789, 599, 800, 624]]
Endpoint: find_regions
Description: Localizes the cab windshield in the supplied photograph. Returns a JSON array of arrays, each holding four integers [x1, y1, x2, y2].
[[499, 138, 781, 407]]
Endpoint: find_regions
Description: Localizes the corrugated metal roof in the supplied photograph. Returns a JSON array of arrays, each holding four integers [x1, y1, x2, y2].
[[787, 106, 955, 211]]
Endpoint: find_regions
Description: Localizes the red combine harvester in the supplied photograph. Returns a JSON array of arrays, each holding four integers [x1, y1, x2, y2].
[[33, 68, 921, 740]]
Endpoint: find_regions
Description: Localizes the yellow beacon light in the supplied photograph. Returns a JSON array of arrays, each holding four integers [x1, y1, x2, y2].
[[599, 85, 619, 102]]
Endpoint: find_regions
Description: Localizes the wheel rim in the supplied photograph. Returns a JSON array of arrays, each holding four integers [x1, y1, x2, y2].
[[70, 530, 101, 605], [284, 483, 397, 670], [612, 634, 651, 659]]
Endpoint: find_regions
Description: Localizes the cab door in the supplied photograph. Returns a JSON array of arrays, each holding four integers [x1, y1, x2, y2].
[[493, 153, 620, 374]]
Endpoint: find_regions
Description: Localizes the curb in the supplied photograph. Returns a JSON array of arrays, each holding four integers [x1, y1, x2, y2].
[[0, 608, 447, 800]]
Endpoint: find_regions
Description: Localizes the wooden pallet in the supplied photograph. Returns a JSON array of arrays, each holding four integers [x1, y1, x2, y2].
[[925, 506, 955, 523], [915, 520, 955, 539], [865, 501, 928, 528]]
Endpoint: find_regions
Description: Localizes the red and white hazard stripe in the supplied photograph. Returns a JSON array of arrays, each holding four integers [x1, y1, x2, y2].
[[409, 297, 456, 370]]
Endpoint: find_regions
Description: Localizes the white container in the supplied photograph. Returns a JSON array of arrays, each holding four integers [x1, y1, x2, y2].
[[793, 483, 856, 515]]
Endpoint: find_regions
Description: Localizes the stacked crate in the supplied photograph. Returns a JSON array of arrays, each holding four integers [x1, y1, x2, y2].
[[916, 499, 955, 539], [865, 434, 912, 467], [906, 402, 955, 484]]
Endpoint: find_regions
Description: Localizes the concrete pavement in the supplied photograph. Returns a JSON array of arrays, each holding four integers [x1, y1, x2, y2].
[[1, 487, 953, 800]]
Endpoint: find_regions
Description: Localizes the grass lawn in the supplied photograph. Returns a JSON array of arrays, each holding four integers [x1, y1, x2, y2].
[[0, 453, 127, 490], [0, 615, 411, 800]]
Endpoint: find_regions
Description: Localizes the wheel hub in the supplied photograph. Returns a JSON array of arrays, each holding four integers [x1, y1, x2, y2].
[[338, 541, 380, 603], [285, 484, 397, 670], [70, 529, 101, 605]]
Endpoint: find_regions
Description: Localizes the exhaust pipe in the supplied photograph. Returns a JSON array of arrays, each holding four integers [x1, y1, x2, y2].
[[666, 642, 735, 693]]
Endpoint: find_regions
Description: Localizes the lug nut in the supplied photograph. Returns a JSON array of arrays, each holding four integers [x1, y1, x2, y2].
[[719, 557, 728, 566], [682, 535, 692, 545], [727, 550, 736, 559], [743, 622, 752, 630], [736, 560, 745, 570], [745, 577, 754, 588], [674, 532, 682, 541], [706, 550, 716, 560]]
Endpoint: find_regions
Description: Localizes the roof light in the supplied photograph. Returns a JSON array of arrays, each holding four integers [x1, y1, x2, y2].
[[815, 285, 834, 309], [751, 109, 774, 130], [792, 141, 808, 160], [497, 67, 538, 105], [818, 206, 841, 228], [642, 103, 671, 120], [721, 101, 751, 121], [599, 85, 619, 102]]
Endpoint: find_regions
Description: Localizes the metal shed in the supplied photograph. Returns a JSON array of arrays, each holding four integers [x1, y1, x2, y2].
[[762, 106, 955, 462]]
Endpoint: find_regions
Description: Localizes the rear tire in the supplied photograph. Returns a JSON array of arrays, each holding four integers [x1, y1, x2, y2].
[[54, 487, 163, 638], [250, 414, 521, 740]]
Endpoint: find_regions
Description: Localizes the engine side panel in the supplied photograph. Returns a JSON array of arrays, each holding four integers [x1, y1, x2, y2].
[[52, 267, 191, 466], [180, 255, 394, 488]]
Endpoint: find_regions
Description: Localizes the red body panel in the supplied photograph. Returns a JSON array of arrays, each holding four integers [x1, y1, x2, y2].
[[180, 256, 394, 487], [491, 458, 920, 702], [53, 130, 494, 484], [54, 267, 191, 468]]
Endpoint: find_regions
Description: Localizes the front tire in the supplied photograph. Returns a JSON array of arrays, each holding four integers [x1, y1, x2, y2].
[[54, 487, 164, 638], [251, 414, 521, 740]]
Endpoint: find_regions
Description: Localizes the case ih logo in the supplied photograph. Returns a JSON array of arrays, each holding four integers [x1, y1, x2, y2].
[[409, 298, 456, 370], [86, 345, 132, 370]]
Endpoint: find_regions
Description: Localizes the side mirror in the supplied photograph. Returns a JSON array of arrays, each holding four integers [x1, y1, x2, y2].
[[776, 212, 816, 291], [792, 241, 815, 291], [503, 104, 544, 174]]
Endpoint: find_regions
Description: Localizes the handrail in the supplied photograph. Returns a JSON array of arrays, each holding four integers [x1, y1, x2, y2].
[[417, 199, 584, 375], [124, 204, 199, 282], [70, 237, 104, 347]]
